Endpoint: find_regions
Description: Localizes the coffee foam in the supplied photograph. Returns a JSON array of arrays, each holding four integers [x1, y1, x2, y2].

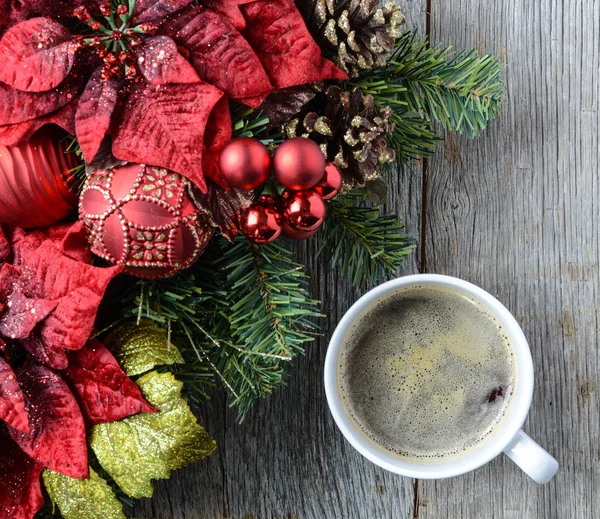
[[338, 284, 515, 461]]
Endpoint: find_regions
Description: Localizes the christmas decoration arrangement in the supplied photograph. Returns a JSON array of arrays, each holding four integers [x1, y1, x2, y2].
[[0, 1, 503, 517]]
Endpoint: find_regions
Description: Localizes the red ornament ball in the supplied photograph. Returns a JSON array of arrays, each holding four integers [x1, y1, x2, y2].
[[273, 138, 326, 190], [315, 163, 343, 200], [218, 137, 271, 190], [79, 163, 214, 279], [281, 223, 318, 240], [0, 129, 81, 228], [282, 190, 326, 231], [238, 204, 282, 243]]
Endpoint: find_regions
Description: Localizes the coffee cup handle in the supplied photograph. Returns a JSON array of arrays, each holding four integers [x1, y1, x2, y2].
[[502, 429, 558, 484]]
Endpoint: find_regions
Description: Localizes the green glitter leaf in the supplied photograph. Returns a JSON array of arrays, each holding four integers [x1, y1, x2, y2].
[[90, 371, 216, 498], [105, 320, 184, 376], [42, 468, 125, 519]]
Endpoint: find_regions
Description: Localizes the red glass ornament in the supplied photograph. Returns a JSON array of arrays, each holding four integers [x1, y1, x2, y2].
[[218, 137, 271, 190], [79, 163, 214, 279], [273, 138, 326, 190], [0, 129, 81, 228], [281, 223, 318, 240], [238, 204, 282, 243], [282, 190, 326, 231], [315, 163, 343, 200]]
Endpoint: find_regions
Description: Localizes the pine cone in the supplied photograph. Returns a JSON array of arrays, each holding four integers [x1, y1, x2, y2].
[[278, 85, 396, 188], [297, 0, 404, 77]]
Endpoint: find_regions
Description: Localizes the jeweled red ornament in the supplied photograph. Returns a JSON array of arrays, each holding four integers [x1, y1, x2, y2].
[[0, 129, 80, 228], [283, 190, 326, 231], [315, 163, 343, 200], [281, 223, 319, 240], [218, 137, 271, 190], [273, 138, 326, 190], [238, 204, 282, 244], [79, 163, 214, 279]]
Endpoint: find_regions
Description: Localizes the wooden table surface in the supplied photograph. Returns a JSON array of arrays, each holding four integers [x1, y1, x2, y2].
[[130, 1, 600, 517]]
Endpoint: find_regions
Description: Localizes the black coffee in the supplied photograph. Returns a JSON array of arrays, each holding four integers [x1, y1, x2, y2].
[[338, 284, 515, 461]]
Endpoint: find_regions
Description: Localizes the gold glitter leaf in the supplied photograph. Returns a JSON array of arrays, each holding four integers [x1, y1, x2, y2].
[[90, 371, 216, 498], [105, 320, 184, 377], [42, 468, 125, 519]]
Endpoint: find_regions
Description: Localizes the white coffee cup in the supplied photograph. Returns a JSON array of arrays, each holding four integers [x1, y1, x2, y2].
[[324, 274, 558, 484]]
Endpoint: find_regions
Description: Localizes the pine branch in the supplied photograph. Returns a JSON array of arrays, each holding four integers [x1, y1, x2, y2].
[[354, 31, 503, 138], [121, 237, 320, 422], [230, 102, 281, 144], [317, 191, 415, 286]]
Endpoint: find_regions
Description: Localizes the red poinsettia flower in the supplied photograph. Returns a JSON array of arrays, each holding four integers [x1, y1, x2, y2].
[[0, 223, 154, 519], [0, 0, 347, 192]]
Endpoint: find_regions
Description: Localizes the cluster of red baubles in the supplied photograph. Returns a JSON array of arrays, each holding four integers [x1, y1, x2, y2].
[[218, 137, 343, 243]]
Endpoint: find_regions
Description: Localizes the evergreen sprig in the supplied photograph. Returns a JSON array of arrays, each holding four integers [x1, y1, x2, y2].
[[121, 237, 320, 421], [354, 31, 503, 139], [318, 192, 415, 286]]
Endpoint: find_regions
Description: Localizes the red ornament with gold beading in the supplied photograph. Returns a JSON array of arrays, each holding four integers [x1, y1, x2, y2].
[[79, 163, 214, 279]]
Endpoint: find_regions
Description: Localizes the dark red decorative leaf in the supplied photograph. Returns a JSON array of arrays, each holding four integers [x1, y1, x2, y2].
[[202, 96, 232, 188], [0, 226, 8, 262], [0, 101, 77, 146], [0, 428, 44, 519], [162, 7, 271, 102], [0, 18, 75, 92], [0, 70, 83, 125], [132, 0, 194, 24], [0, 291, 57, 340], [241, 0, 348, 89], [75, 68, 118, 162], [8, 360, 88, 478], [21, 335, 68, 370], [64, 338, 156, 425], [135, 36, 199, 86], [112, 81, 224, 192], [201, 0, 256, 30], [0, 356, 29, 433], [193, 182, 254, 240]]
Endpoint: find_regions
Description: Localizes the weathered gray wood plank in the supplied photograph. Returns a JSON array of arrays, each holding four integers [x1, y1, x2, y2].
[[130, 2, 425, 517], [418, 1, 600, 518]]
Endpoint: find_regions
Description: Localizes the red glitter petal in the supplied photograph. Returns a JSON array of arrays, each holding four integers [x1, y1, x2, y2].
[[135, 36, 200, 86], [240, 0, 348, 89], [0, 18, 75, 92], [75, 68, 118, 162], [64, 338, 156, 425], [8, 360, 88, 479], [202, 96, 232, 188], [201, 0, 256, 30], [112, 81, 224, 193], [0, 428, 44, 519], [132, 0, 195, 24], [0, 291, 57, 340], [0, 357, 29, 433]]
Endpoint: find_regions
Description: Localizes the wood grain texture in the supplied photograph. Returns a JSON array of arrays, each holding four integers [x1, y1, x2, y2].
[[418, 1, 600, 518], [130, 2, 424, 518]]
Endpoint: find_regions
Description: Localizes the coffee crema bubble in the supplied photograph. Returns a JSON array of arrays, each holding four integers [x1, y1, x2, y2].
[[338, 284, 516, 461]]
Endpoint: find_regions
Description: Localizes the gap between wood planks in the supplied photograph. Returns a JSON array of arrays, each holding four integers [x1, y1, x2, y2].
[[414, 0, 433, 516]]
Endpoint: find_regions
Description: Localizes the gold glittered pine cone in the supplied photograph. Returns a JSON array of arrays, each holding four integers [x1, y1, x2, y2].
[[297, 0, 405, 77], [280, 85, 396, 188]]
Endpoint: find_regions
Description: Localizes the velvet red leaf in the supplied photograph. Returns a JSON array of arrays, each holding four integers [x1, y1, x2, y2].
[[0, 356, 29, 433], [241, 0, 348, 90], [0, 226, 8, 262], [0, 101, 77, 146], [202, 96, 232, 188], [8, 360, 88, 478], [20, 336, 68, 371], [64, 338, 156, 426], [0, 71, 83, 125], [75, 69, 118, 162], [0, 291, 57, 340], [135, 36, 200, 86], [132, 0, 195, 24], [201, 0, 256, 30], [0, 18, 75, 92], [0, 429, 44, 519], [112, 81, 224, 192], [162, 7, 271, 102]]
